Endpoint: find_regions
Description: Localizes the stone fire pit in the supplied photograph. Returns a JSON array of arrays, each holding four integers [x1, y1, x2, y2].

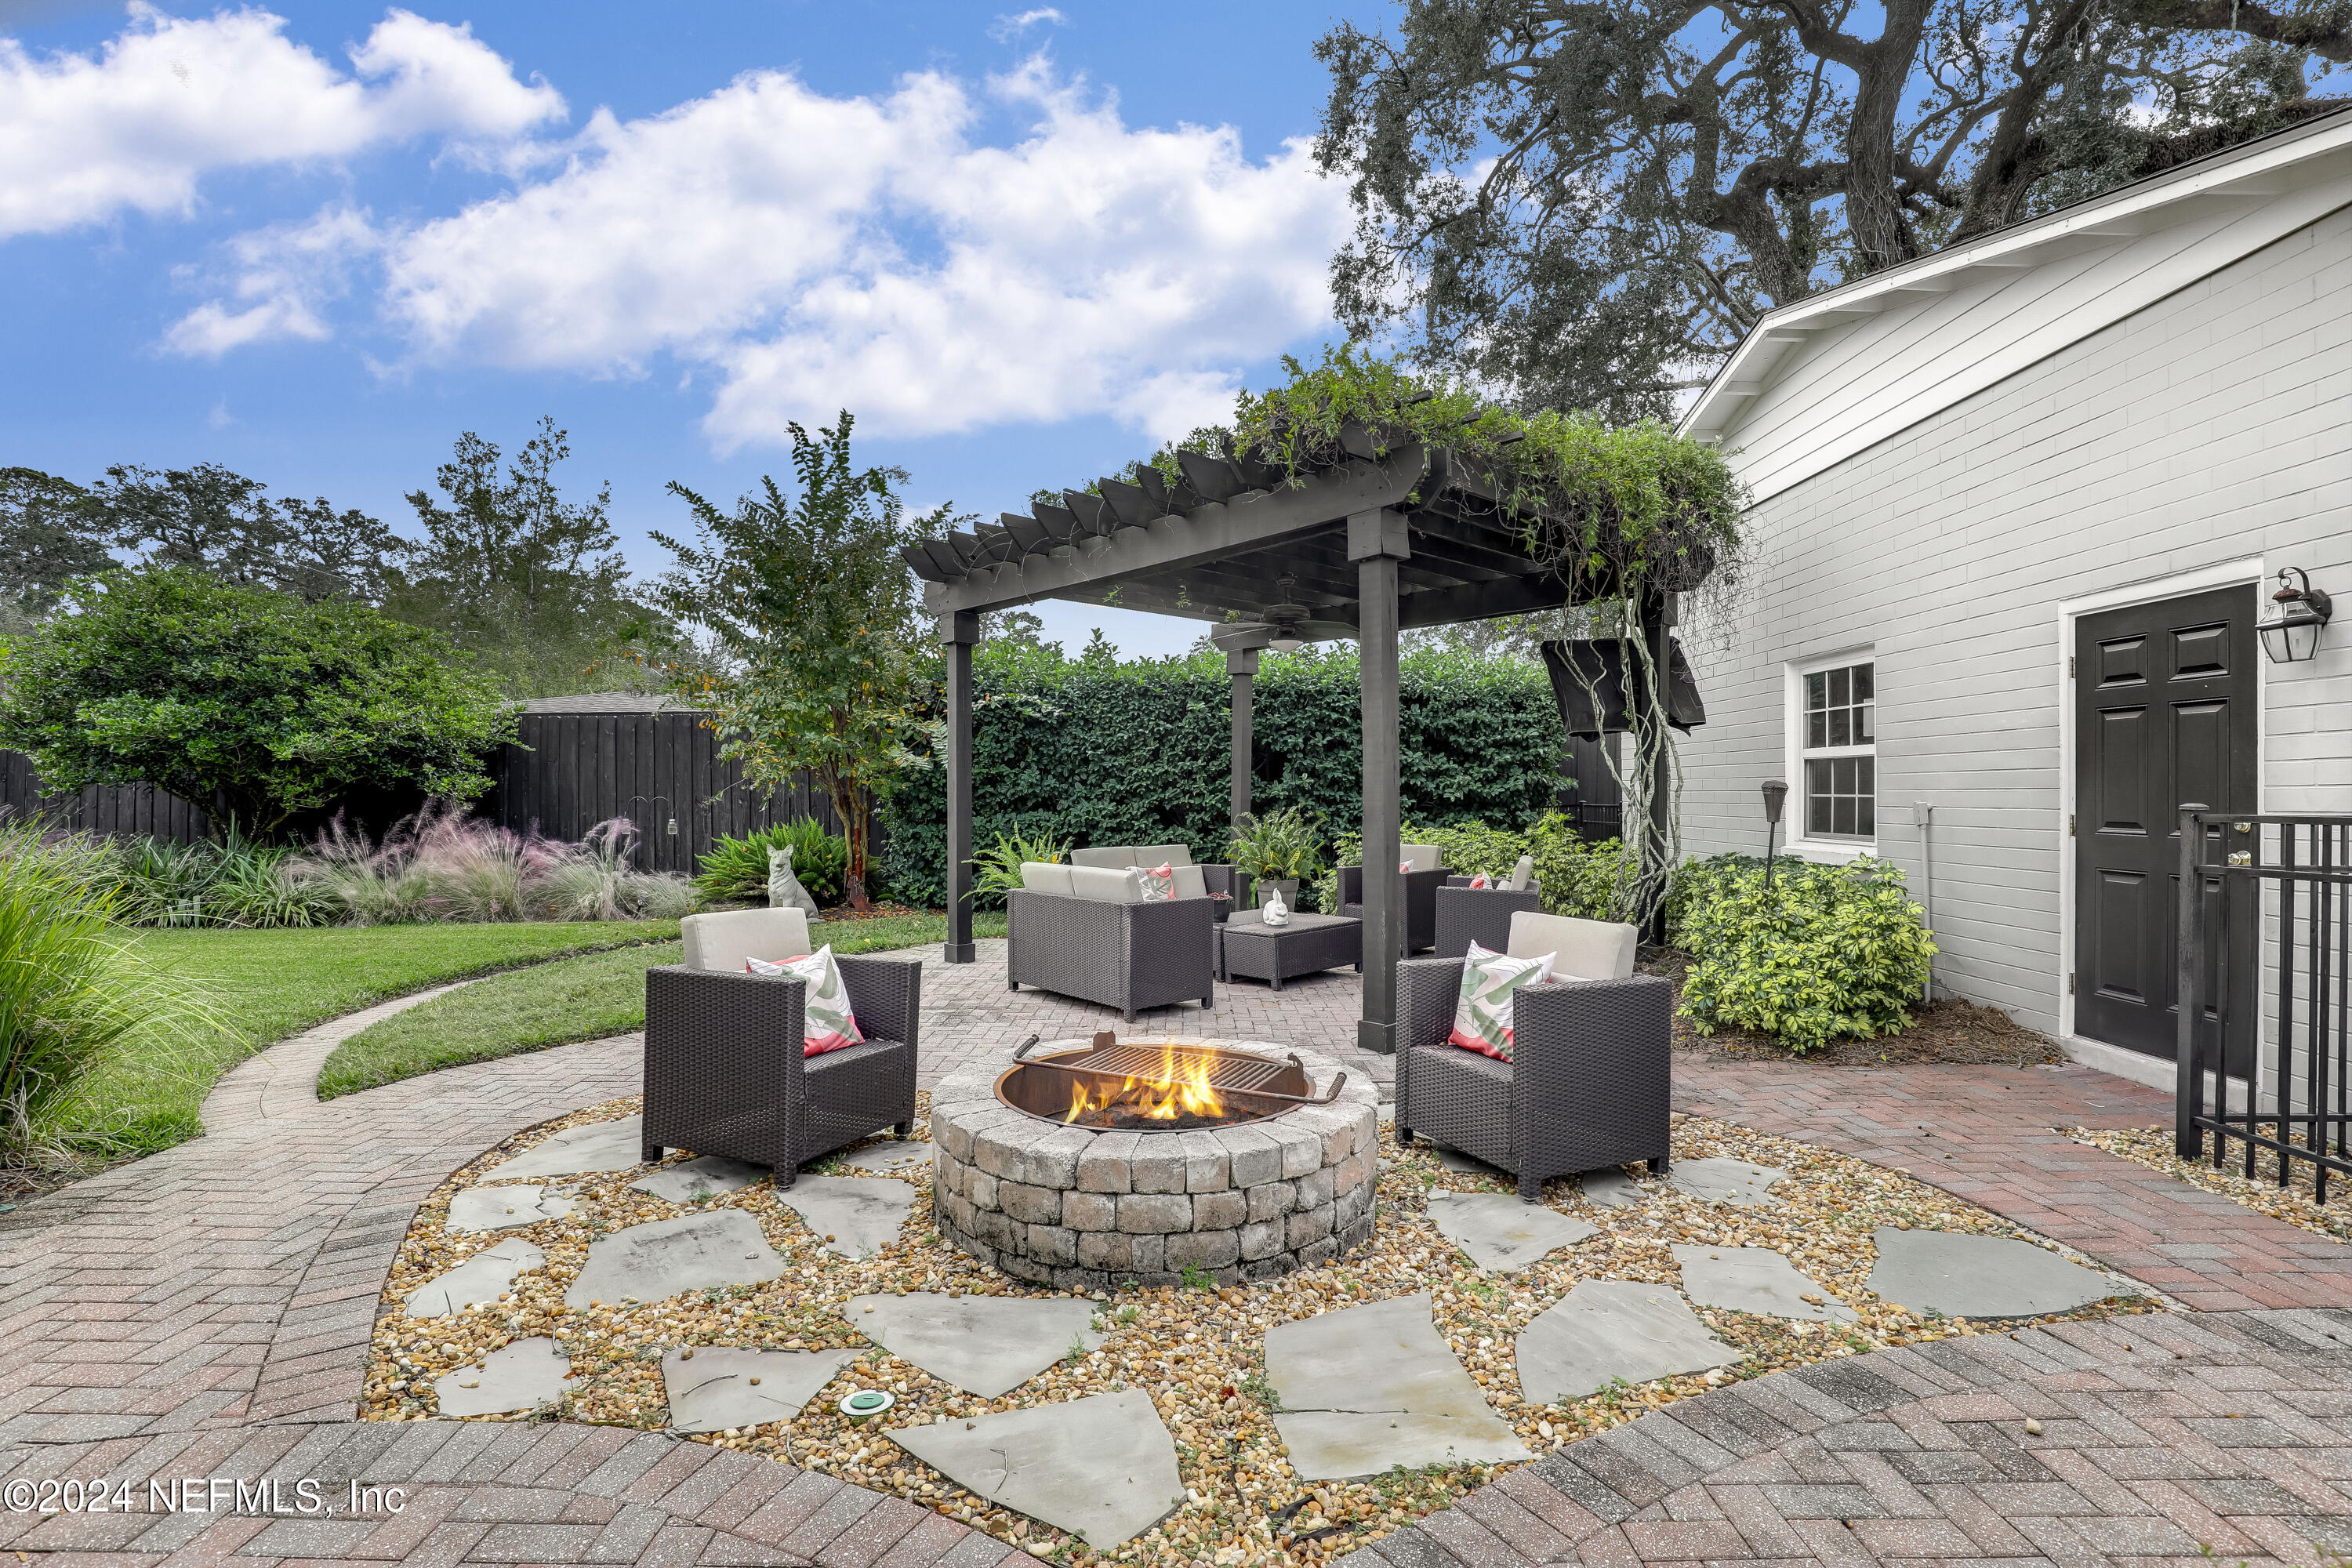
[[929, 1040, 1379, 1290]]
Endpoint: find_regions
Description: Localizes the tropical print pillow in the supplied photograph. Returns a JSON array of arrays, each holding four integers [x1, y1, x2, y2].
[[1138, 862, 1178, 901], [745, 944, 865, 1056], [1466, 873, 1491, 889], [1448, 939, 1555, 1062]]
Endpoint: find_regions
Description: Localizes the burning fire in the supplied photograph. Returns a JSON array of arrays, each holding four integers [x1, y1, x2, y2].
[[1063, 1040, 1225, 1124]]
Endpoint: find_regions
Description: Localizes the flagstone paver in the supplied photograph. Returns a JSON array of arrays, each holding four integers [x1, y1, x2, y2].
[[1430, 1191, 1601, 1271], [488, 1112, 650, 1179], [1673, 1243, 1861, 1323], [1869, 1225, 2124, 1316], [1579, 1167, 1650, 1209], [661, 1347, 858, 1434], [843, 1292, 1103, 1397], [1668, 1155, 1789, 1207], [1265, 1292, 1534, 1479], [835, 1139, 931, 1176], [565, 1210, 789, 1307], [5, 939, 2350, 1567], [631, 1155, 765, 1203], [775, 1174, 917, 1259], [447, 1183, 574, 1232], [434, 1338, 572, 1418], [1515, 1279, 1747, 1403], [889, 1390, 1184, 1548], [404, 1236, 546, 1318]]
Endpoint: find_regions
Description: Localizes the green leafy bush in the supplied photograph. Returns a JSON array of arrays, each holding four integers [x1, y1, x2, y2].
[[1672, 855, 1935, 1051], [99, 831, 335, 929], [0, 825, 217, 1161], [693, 820, 849, 908], [1227, 807, 1326, 882], [1324, 812, 1628, 921], [969, 824, 1073, 909]]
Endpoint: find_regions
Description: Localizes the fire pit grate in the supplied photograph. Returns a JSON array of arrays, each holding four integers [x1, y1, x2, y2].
[[994, 1033, 1345, 1131]]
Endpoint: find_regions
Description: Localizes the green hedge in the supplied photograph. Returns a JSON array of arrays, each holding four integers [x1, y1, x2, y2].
[[882, 642, 1566, 909]]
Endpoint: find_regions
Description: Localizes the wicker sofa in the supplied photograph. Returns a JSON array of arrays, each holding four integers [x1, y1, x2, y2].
[[641, 909, 920, 1186], [1396, 910, 1671, 1202], [1339, 841, 1453, 955], [1434, 855, 1545, 956], [1007, 845, 1224, 1021]]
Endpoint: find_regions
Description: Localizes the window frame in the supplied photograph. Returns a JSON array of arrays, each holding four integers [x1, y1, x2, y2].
[[1783, 648, 1878, 861]]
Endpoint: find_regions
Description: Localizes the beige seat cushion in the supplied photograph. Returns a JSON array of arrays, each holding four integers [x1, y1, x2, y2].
[[682, 909, 813, 972], [1067, 865, 1146, 902], [1507, 911, 1636, 980], [1401, 842, 1444, 873], [1069, 847, 1134, 869], [1019, 862, 1075, 896]]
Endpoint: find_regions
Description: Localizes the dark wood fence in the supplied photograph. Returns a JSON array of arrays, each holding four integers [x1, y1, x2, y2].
[[0, 710, 859, 877]]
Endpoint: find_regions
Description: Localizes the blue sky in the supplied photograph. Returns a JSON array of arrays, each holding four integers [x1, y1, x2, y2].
[[2, 1, 1374, 656]]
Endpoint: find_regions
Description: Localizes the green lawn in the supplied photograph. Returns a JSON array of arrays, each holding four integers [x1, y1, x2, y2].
[[64, 922, 681, 1154], [317, 909, 1005, 1101]]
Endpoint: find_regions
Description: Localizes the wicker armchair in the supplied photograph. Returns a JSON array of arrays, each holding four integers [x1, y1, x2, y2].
[[1434, 877, 1545, 957], [1339, 842, 1451, 955], [642, 909, 920, 1187], [1396, 911, 1670, 1202], [1007, 858, 1217, 1021]]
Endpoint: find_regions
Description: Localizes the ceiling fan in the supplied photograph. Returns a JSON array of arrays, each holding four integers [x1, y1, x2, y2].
[[1208, 576, 1354, 654]]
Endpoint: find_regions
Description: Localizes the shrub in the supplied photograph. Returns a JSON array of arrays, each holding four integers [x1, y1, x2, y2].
[[968, 824, 1073, 909], [0, 824, 215, 1162], [97, 830, 336, 929], [529, 820, 700, 923], [1323, 812, 1627, 920], [1672, 855, 1935, 1051], [693, 820, 850, 908], [1226, 807, 1327, 883]]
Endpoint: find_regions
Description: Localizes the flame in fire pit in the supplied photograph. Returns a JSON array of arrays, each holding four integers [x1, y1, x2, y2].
[[1062, 1040, 1224, 1125]]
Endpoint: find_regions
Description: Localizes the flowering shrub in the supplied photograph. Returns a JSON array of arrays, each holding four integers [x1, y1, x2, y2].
[[286, 802, 695, 925], [1672, 855, 1934, 1051]]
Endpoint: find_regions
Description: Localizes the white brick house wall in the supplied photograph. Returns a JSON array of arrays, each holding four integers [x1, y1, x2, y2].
[[1675, 202, 2352, 1047]]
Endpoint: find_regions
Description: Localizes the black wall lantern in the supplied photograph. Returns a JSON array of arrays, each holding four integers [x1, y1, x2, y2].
[[2257, 567, 2332, 664]]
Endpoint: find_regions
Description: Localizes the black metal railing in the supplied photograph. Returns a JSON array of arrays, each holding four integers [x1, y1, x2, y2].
[[2176, 809, 2352, 1202]]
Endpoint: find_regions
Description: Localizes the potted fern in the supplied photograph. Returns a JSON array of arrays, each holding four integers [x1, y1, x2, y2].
[[968, 824, 1074, 908], [1226, 807, 1324, 910]]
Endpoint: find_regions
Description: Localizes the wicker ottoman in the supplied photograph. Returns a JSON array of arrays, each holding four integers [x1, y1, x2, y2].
[[1217, 911, 1363, 990]]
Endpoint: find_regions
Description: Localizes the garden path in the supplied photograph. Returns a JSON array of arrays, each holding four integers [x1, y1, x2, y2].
[[2, 946, 2347, 1567]]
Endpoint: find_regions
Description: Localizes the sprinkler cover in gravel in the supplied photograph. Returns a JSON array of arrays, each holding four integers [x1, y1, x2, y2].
[[404, 1238, 543, 1318], [1867, 1228, 2116, 1316], [565, 1210, 786, 1308], [775, 1174, 915, 1258], [631, 1155, 764, 1204], [434, 1337, 571, 1417], [662, 1345, 858, 1433], [1515, 1279, 1744, 1404], [890, 1390, 1182, 1548], [486, 1114, 648, 1180], [1429, 1192, 1599, 1271], [1580, 1169, 1648, 1209], [1674, 1245, 1859, 1322], [846, 1292, 1103, 1397], [1265, 1292, 1533, 1479], [1668, 1156, 1788, 1207], [835, 1139, 930, 1175], [446, 1185, 573, 1232]]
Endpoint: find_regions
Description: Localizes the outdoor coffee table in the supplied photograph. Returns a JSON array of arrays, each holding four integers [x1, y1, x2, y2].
[[1216, 909, 1363, 990]]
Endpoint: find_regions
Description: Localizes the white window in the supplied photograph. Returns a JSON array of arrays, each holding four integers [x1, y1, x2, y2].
[[1791, 654, 1875, 845]]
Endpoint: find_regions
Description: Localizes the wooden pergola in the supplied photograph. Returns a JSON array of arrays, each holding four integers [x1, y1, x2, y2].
[[904, 436, 1680, 1054]]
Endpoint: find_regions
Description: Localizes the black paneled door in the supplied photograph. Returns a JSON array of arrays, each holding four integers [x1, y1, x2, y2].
[[2073, 584, 2258, 1060]]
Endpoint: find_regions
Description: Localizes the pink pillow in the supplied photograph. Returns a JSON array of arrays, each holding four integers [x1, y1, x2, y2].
[[1138, 862, 1177, 901], [1466, 873, 1491, 889], [1400, 858, 1414, 874], [746, 948, 865, 1056]]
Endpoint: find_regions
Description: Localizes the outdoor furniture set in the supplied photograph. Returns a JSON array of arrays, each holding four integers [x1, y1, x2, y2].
[[1433, 855, 1544, 957], [1338, 841, 1453, 954]]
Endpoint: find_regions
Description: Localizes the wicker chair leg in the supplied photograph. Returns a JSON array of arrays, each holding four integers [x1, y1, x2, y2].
[[1519, 1171, 1541, 1203], [1650, 1154, 1671, 1177], [892, 1122, 909, 1138], [778, 1166, 798, 1189], [1008, 979, 1019, 990], [1396, 1123, 1411, 1145], [642, 1140, 664, 1164]]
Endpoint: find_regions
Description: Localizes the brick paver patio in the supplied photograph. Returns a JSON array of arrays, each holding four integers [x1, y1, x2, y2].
[[2, 941, 2346, 1566]]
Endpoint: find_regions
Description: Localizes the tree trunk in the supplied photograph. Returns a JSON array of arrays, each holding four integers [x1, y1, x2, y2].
[[826, 765, 873, 913]]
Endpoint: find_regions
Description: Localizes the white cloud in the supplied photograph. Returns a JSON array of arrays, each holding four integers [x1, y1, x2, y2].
[[989, 9, 1065, 42], [0, 3, 563, 238], [362, 57, 1346, 445], [162, 202, 380, 354]]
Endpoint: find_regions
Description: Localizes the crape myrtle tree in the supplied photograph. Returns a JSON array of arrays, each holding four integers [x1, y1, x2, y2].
[[651, 415, 948, 913], [1315, 0, 2350, 416], [0, 567, 517, 837]]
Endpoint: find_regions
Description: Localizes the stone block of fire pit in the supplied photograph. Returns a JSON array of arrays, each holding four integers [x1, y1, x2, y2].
[[930, 1038, 1379, 1290]]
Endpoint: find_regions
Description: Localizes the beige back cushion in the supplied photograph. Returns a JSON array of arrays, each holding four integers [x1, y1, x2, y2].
[[682, 908, 812, 972], [1069, 847, 1132, 869], [1507, 854, 1536, 891], [1067, 865, 1146, 902], [1171, 864, 1208, 900], [1401, 842, 1444, 873], [1019, 862, 1075, 896], [1508, 911, 1636, 980], [1133, 844, 1194, 869]]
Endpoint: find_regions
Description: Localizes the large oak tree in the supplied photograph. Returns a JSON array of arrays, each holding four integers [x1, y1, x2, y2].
[[1316, 0, 2350, 416]]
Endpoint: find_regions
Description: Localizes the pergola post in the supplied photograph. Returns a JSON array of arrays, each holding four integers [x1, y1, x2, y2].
[[1226, 645, 1259, 827], [1352, 508, 1409, 1055], [942, 609, 979, 964]]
